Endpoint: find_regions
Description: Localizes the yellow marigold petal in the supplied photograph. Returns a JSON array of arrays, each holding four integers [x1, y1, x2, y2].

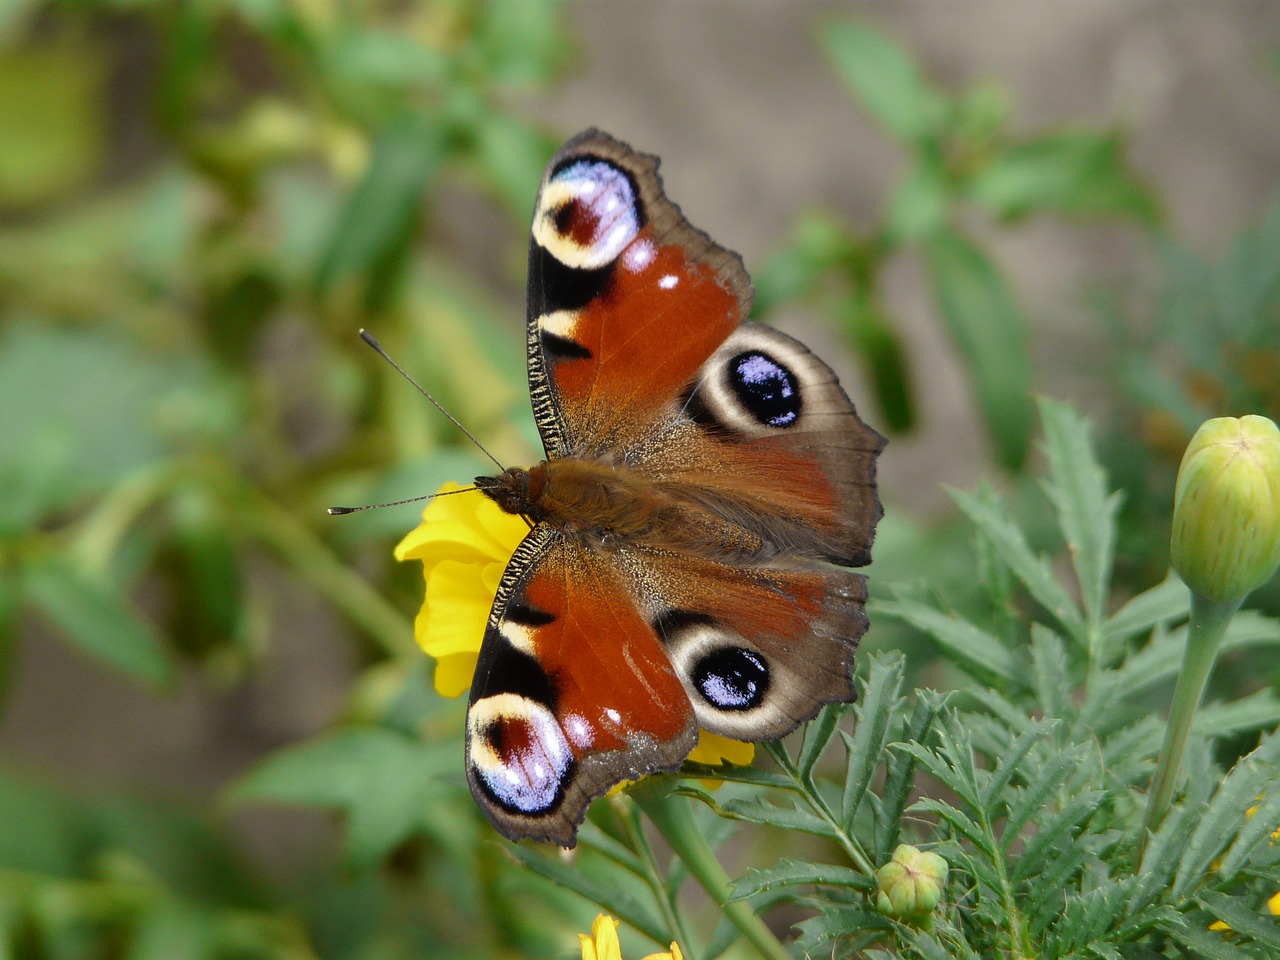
[[1209, 919, 1231, 932], [1269, 891, 1280, 916], [432, 653, 480, 699], [639, 943, 684, 960], [688, 730, 754, 766], [580, 914, 621, 960]]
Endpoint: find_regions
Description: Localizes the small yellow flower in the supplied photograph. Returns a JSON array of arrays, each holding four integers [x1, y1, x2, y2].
[[396, 483, 754, 767], [579, 914, 683, 960]]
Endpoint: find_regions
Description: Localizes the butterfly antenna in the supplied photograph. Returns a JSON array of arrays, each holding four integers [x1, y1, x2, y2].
[[357, 329, 506, 472], [327, 486, 479, 516]]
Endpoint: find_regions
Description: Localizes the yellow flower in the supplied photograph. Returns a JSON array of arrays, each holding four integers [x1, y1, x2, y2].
[[395, 482, 754, 767], [579, 914, 683, 960]]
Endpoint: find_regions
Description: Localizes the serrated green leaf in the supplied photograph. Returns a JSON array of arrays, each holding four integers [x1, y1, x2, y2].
[[820, 21, 946, 145], [1194, 689, 1280, 739], [842, 653, 905, 827], [728, 859, 872, 902], [1029, 625, 1073, 721], [1165, 918, 1264, 959], [505, 844, 669, 946], [22, 554, 171, 688], [1217, 762, 1280, 878], [876, 692, 942, 861], [794, 906, 892, 952], [231, 727, 451, 870], [1100, 574, 1189, 652], [1038, 397, 1118, 635], [1001, 743, 1089, 851], [1172, 755, 1263, 900], [799, 702, 843, 784], [910, 797, 995, 857], [1131, 802, 1198, 914], [925, 230, 1034, 470], [872, 597, 1017, 683], [980, 720, 1053, 816], [1011, 790, 1105, 883], [950, 486, 1084, 640], [718, 797, 837, 840], [1196, 891, 1280, 948]]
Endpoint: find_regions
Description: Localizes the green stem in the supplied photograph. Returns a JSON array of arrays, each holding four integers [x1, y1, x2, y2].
[[622, 804, 700, 959], [1139, 591, 1241, 859], [633, 785, 793, 960]]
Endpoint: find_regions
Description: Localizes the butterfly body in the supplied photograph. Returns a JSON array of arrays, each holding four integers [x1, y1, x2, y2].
[[461, 130, 884, 846]]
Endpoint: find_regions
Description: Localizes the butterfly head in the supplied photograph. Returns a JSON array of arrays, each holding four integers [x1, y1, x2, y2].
[[475, 464, 547, 518]]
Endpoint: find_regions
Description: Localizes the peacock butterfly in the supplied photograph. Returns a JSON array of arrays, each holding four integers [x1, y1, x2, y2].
[[462, 130, 883, 846]]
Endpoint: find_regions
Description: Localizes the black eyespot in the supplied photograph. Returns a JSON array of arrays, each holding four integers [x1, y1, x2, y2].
[[692, 647, 769, 711], [728, 351, 801, 428]]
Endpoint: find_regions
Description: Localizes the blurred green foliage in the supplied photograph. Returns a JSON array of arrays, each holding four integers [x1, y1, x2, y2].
[[0, 2, 1277, 958]]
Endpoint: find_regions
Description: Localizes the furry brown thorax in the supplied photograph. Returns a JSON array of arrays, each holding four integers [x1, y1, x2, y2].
[[475, 459, 765, 561]]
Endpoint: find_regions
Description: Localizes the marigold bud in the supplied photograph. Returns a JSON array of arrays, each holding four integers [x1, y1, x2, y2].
[[1171, 415, 1280, 603], [875, 844, 948, 918]]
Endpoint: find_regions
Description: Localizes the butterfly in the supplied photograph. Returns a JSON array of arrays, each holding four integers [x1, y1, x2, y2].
[[464, 130, 883, 846]]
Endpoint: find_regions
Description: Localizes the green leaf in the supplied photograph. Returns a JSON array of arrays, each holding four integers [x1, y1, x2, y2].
[[798, 703, 844, 783], [505, 845, 669, 946], [1029, 625, 1072, 721], [925, 230, 1034, 470], [794, 906, 892, 953], [718, 797, 838, 840], [949, 487, 1084, 639], [313, 114, 447, 301], [872, 597, 1018, 683], [885, 159, 949, 243], [1000, 742, 1089, 851], [834, 291, 915, 433], [1165, 919, 1264, 959], [231, 727, 452, 870], [841, 653, 905, 827], [876, 691, 943, 861], [1196, 891, 1280, 948], [979, 720, 1053, 816], [820, 21, 946, 145], [1038, 398, 1119, 634], [969, 131, 1157, 223], [1217, 750, 1280, 878], [1010, 790, 1105, 884], [728, 859, 872, 902], [1099, 574, 1189, 653], [1193, 689, 1280, 739], [22, 554, 171, 687]]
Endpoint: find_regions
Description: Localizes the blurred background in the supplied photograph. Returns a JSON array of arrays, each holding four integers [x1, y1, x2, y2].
[[1, 1, 1279, 957]]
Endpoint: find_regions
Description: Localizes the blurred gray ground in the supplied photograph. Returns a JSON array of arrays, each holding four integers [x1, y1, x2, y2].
[[5, 0, 1280, 878]]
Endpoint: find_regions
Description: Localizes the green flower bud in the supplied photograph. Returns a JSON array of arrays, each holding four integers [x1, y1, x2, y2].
[[1171, 415, 1280, 603], [875, 844, 948, 918]]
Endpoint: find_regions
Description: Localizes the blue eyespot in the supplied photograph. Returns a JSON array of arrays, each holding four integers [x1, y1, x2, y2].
[[729, 351, 801, 428], [693, 647, 769, 711]]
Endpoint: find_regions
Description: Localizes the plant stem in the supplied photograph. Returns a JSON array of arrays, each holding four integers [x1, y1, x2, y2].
[[1139, 591, 1241, 858], [633, 786, 793, 960]]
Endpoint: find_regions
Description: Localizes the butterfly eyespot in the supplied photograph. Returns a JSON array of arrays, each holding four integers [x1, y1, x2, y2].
[[534, 158, 641, 270], [692, 646, 770, 711], [469, 694, 574, 816], [728, 351, 802, 428]]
